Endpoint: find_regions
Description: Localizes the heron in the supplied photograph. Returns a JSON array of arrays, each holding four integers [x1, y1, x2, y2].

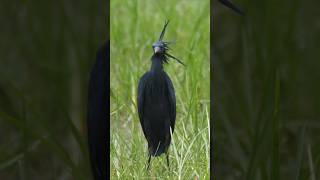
[[137, 20, 184, 170], [85, 0, 243, 176], [137, 0, 243, 171]]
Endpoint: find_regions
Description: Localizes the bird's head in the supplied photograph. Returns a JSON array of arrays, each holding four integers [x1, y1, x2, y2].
[[152, 41, 166, 54], [152, 20, 185, 66]]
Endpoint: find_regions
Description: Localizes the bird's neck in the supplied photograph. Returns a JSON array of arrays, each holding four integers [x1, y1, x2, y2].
[[150, 54, 165, 72]]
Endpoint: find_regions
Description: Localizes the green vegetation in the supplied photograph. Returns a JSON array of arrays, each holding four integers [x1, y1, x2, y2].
[[110, 0, 210, 179]]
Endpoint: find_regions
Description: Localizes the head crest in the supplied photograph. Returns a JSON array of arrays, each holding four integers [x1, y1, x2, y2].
[[154, 20, 185, 66], [158, 20, 170, 41]]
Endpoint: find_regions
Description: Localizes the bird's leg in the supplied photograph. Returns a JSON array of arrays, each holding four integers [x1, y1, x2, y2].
[[166, 152, 170, 170], [147, 154, 151, 171]]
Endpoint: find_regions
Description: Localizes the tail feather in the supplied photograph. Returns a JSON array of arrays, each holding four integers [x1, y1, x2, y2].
[[149, 142, 167, 156]]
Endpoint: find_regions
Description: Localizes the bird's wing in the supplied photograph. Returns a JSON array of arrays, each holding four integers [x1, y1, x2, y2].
[[137, 72, 149, 138], [164, 72, 176, 132]]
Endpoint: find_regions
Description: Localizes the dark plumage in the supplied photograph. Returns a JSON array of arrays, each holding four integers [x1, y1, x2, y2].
[[87, 42, 108, 180], [137, 21, 183, 170]]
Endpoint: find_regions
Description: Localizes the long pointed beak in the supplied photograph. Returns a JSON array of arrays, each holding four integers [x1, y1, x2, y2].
[[218, 0, 245, 15], [154, 47, 162, 54]]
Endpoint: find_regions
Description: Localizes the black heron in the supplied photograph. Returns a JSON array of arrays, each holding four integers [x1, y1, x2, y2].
[[137, 21, 184, 170], [87, 42, 108, 180]]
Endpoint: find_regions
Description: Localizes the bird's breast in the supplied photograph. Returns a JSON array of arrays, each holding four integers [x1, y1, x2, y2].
[[146, 72, 167, 96]]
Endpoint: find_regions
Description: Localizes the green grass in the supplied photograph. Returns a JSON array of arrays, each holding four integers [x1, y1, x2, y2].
[[110, 0, 210, 179]]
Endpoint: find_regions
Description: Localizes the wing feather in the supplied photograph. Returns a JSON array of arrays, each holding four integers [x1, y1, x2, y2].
[[137, 72, 149, 137], [164, 72, 176, 132]]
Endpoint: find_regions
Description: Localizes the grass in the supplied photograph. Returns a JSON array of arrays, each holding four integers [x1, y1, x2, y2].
[[110, 0, 210, 179]]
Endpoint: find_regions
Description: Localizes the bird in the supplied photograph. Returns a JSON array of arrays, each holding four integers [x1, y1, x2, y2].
[[87, 42, 109, 180], [218, 0, 245, 15], [137, 20, 184, 170]]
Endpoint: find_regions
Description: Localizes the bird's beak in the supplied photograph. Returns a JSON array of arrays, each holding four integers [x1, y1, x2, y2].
[[154, 46, 161, 54]]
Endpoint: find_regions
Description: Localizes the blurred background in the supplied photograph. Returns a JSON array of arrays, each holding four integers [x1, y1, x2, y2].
[[0, 0, 107, 179], [213, 0, 320, 179]]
